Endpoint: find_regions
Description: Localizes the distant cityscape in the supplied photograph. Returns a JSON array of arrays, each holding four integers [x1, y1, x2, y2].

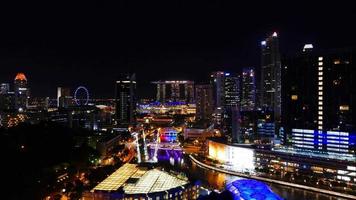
[[1, 32, 355, 200]]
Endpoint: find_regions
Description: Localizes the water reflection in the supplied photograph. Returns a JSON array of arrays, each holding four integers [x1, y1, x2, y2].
[[154, 153, 347, 200]]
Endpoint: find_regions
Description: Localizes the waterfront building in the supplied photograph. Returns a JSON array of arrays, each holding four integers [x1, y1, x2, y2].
[[83, 163, 200, 200], [282, 47, 356, 155]]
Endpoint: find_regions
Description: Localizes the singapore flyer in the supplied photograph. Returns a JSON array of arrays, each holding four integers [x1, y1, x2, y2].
[[74, 86, 89, 106]]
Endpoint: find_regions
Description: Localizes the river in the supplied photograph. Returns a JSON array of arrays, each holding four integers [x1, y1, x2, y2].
[[154, 151, 348, 200]]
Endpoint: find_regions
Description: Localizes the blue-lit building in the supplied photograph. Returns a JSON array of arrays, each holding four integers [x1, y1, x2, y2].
[[282, 47, 356, 155], [226, 179, 283, 200], [257, 119, 275, 137]]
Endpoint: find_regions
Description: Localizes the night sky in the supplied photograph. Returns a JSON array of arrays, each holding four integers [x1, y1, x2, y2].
[[0, 1, 355, 98]]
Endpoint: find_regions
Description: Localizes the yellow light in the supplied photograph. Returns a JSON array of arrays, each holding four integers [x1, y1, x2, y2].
[[339, 105, 349, 111]]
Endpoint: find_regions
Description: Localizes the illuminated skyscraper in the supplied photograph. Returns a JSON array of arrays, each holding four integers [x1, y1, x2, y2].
[[283, 47, 356, 154], [115, 73, 137, 125], [210, 71, 225, 108], [241, 68, 256, 111], [224, 73, 240, 108], [57, 87, 72, 108], [14, 73, 29, 111], [0, 83, 10, 94], [260, 32, 282, 134], [195, 84, 214, 121]]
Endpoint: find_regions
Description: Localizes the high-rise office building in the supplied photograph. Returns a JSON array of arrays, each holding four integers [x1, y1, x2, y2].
[[0, 83, 10, 94], [241, 68, 256, 111], [260, 32, 282, 134], [14, 73, 29, 111], [195, 84, 214, 121], [57, 87, 72, 108], [210, 71, 225, 108], [283, 47, 356, 155], [0, 92, 15, 111], [115, 73, 137, 125], [224, 73, 240, 108], [224, 106, 241, 143]]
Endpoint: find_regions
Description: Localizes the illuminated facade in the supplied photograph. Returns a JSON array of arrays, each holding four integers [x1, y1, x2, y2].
[[137, 102, 196, 115], [255, 149, 356, 195], [226, 179, 283, 200], [14, 73, 29, 111], [57, 87, 72, 108], [282, 47, 356, 154], [207, 139, 255, 172], [0, 83, 10, 94], [84, 163, 199, 200], [241, 68, 256, 111], [292, 129, 355, 155], [115, 73, 137, 125], [159, 127, 178, 143], [195, 84, 214, 121], [152, 80, 194, 103], [210, 71, 225, 108], [224, 72, 240, 108], [260, 32, 281, 135]]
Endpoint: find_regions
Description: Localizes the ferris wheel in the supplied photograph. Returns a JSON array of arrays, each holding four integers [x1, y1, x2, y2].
[[74, 86, 90, 106]]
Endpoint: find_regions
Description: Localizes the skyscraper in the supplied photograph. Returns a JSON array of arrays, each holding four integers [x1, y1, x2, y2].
[[57, 87, 72, 108], [241, 68, 256, 111], [14, 73, 29, 111], [0, 83, 10, 94], [152, 80, 194, 103], [224, 73, 240, 108], [195, 84, 214, 121], [210, 71, 225, 108], [282, 47, 356, 155], [115, 73, 137, 125], [260, 32, 282, 134]]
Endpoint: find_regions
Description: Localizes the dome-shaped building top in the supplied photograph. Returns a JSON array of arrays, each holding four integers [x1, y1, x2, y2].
[[15, 73, 27, 82]]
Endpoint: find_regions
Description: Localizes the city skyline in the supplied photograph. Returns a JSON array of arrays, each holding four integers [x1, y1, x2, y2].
[[1, 2, 356, 199], [0, 1, 355, 98]]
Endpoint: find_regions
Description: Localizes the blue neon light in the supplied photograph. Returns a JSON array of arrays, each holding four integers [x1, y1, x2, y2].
[[226, 179, 283, 200]]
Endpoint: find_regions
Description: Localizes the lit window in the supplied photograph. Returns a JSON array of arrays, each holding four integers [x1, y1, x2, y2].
[[318, 101, 323, 105], [318, 106, 323, 110], [334, 60, 340, 65], [318, 67, 323, 71], [318, 111, 323, 115], [318, 77, 323, 81], [318, 91, 323, 95], [318, 86, 323, 90], [318, 121, 323, 125], [318, 72, 323, 76], [318, 116, 323, 120], [339, 105, 349, 111], [318, 62, 323, 66], [318, 81, 323, 86], [318, 57, 323, 61], [318, 96, 323, 100], [291, 95, 298, 101], [318, 126, 323, 130]]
